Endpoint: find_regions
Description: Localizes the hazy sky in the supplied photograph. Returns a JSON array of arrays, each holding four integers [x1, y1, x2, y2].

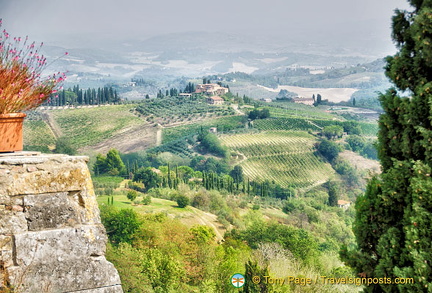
[[0, 0, 411, 51]]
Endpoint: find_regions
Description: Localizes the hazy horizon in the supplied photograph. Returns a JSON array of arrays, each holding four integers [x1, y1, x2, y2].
[[1, 0, 411, 56]]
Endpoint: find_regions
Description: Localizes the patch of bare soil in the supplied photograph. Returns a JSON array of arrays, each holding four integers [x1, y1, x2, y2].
[[339, 150, 381, 174], [80, 124, 159, 154]]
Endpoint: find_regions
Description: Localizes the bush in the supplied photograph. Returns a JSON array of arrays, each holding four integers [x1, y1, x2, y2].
[[176, 194, 190, 208], [127, 190, 138, 202], [252, 204, 260, 210], [142, 195, 152, 205], [282, 199, 304, 214]]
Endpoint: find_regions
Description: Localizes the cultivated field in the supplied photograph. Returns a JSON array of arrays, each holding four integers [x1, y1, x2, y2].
[[49, 105, 145, 150], [221, 131, 334, 189], [23, 120, 57, 149]]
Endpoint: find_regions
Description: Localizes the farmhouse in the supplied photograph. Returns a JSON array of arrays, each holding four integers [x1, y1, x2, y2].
[[337, 200, 351, 210], [179, 93, 192, 98], [207, 96, 224, 105], [209, 127, 217, 133], [260, 98, 272, 103], [293, 97, 315, 106], [195, 83, 229, 96]]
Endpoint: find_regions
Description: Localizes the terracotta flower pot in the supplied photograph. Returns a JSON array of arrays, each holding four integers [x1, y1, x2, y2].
[[0, 113, 26, 152]]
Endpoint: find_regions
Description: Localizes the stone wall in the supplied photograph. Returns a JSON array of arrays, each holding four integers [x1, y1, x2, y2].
[[0, 153, 123, 293]]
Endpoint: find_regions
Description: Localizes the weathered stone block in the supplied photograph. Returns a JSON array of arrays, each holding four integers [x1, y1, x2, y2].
[[23, 191, 99, 230], [0, 155, 93, 196], [14, 225, 107, 266], [8, 257, 122, 293], [0, 209, 27, 234], [0, 154, 123, 292]]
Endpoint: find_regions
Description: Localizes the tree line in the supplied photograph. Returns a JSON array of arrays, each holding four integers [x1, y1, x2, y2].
[[44, 85, 120, 106], [93, 148, 297, 200]]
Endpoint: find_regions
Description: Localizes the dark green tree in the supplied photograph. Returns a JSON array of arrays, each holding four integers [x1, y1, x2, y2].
[[133, 167, 162, 191], [93, 154, 109, 175], [230, 165, 244, 183], [326, 180, 339, 207], [341, 2, 432, 292], [242, 260, 272, 293], [106, 149, 126, 176], [317, 139, 340, 162]]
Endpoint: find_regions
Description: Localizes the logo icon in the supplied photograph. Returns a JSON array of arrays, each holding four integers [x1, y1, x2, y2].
[[231, 273, 245, 288]]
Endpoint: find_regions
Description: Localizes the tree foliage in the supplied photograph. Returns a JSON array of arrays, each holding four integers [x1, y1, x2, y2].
[[341, 2, 432, 291], [100, 206, 141, 244], [326, 180, 339, 207], [322, 125, 344, 140], [93, 149, 126, 176], [317, 139, 340, 162], [176, 194, 190, 208], [248, 108, 271, 120], [229, 165, 244, 183], [133, 167, 162, 191], [199, 133, 228, 157], [127, 190, 138, 202]]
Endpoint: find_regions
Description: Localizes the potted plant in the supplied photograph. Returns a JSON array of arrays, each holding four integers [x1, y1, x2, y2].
[[0, 19, 66, 152]]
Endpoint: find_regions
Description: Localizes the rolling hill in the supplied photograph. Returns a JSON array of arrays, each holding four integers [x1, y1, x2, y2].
[[221, 131, 334, 190]]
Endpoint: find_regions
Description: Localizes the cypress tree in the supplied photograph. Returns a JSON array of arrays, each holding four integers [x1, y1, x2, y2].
[[167, 164, 171, 188], [341, 2, 432, 292]]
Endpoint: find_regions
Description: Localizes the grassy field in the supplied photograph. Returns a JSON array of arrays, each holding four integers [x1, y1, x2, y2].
[[221, 131, 334, 189], [96, 194, 226, 241], [51, 105, 144, 148]]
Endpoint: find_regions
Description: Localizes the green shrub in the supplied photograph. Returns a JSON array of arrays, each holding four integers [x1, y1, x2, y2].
[[142, 195, 152, 205], [176, 194, 190, 208], [127, 190, 138, 202]]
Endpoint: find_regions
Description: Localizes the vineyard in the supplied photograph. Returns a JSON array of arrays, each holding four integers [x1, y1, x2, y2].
[[253, 117, 320, 131], [136, 96, 236, 126], [51, 105, 144, 148], [149, 136, 195, 159], [23, 120, 56, 149], [253, 117, 378, 136], [162, 116, 245, 143], [267, 103, 337, 119], [221, 131, 334, 189]]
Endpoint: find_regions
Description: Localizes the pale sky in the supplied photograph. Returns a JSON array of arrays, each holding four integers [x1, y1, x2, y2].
[[0, 0, 411, 52]]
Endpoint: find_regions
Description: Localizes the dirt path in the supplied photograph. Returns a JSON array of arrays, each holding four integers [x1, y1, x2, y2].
[[156, 125, 163, 146], [41, 111, 63, 138], [80, 124, 158, 154], [306, 120, 323, 130], [189, 208, 225, 241], [232, 104, 244, 115]]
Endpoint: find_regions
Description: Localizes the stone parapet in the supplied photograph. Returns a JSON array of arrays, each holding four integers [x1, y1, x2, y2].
[[0, 152, 122, 293]]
